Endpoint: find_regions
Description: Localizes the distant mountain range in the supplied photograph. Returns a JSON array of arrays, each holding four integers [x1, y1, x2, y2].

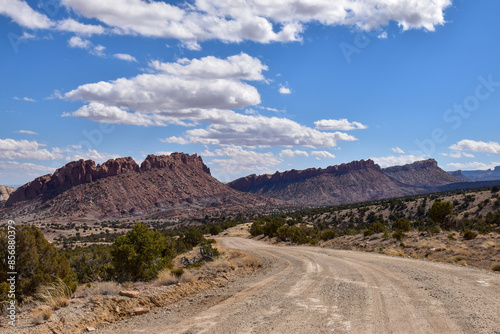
[[2, 155, 500, 223], [448, 166, 500, 182], [227, 159, 465, 207]]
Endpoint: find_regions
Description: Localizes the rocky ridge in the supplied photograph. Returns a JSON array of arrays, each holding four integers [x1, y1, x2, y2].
[[2, 153, 279, 222], [228, 159, 463, 207]]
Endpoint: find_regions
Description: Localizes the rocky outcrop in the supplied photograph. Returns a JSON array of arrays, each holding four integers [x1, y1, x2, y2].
[[228, 159, 463, 207], [448, 170, 470, 181], [383, 159, 461, 186], [229, 160, 378, 192], [0, 186, 16, 202], [5, 154, 210, 207], [140, 153, 210, 175], [2, 153, 279, 221]]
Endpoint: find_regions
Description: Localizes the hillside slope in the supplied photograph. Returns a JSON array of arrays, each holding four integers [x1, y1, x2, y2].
[[228, 159, 462, 206], [1, 153, 281, 222]]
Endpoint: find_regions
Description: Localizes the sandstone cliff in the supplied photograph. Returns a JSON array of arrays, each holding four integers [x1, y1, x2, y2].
[[2, 153, 278, 222], [228, 159, 462, 207]]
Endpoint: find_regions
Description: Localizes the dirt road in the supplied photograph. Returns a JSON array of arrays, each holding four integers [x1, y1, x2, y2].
[[99, 237, 500, 334]]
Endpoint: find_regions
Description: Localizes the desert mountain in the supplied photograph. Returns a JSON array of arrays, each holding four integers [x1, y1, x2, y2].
[[227, 159, 463, 207], [452, 166, 500, 182], [1, 153, 280, 222]]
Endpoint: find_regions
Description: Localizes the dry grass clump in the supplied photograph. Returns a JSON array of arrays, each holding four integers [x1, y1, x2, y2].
[[179, 270, 197, 284], [35, 278, 72, 310], [31, 306, 52, 325], [154, 269, 179, 286], [227, 250, 261, 269], [84, 281, 121, 296], [492, 264, 500, 271]]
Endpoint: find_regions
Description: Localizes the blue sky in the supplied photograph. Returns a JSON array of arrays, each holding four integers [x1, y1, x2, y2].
[[1, 0, 500, 186]]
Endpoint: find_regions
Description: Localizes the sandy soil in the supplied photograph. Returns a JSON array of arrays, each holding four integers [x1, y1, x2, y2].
[[96, 237, 500, 334]]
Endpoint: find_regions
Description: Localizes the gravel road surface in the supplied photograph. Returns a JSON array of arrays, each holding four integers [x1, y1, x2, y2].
[[98, 237, 500, 334]]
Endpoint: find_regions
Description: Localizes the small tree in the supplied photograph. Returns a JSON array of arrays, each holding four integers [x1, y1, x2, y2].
[[0, 226, 76, 301], [392, 218, 411, 232], [429, 201, 453, 229], [111, 223, 169, 282]]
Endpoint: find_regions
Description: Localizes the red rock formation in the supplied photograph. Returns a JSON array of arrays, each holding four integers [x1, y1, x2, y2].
[[228, 159, 462, 207], [5, 154, 211, 207], [2, 153, 276, 222], [228, 159, 378, 192]]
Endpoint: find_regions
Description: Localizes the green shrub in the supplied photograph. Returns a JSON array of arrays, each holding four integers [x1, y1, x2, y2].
[[463, 229, 477, 240], [392, 230, 406, 241], [249, 222, 264, 236], [111, 223, 170, 282], [429, 201, 453, 229], [0, 226, 77, 301], [199, 241, 220, 258], [170, 268, 184, 277], [392, 218, 411, 232], [62, 245, 113, 283], [363, 229, 375, 237], [369, 221, 387, 233]]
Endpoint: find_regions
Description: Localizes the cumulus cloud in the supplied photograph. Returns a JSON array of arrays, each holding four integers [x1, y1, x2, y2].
[[371, 154, 426, 168], [0, 160, 55, 173], [59, 0, 451, 45], [449, 139, 500, 154], [1, 0, 451, 48], [62, 103, 179, 127], [0, 138, 64, 160], [64, 53, 264, 117], [202, 145, 281, 175], [165, 112, 357, 147], [447, 161, 500, 171], [56, 18, 105, 35], [311, 151, 336, 159], [68, 36, 91, 49], [0, 0, 53, 29], [279, 85, 291, 94], [67, 149, 121, 163], [279, 149, 309, 158], [68, 36, 106, 56], [392, 147, 405, 154], [114, 53, 138, 62], [377, 31, 388, 39], [314, 119, 368, 131]]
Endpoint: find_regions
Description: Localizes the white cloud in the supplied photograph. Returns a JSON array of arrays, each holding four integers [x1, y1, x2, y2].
[[13, 96, 36, 102], [447, 161, 500, 171], [202, 145, 281, 174], [64, 54, 265, 121], [68, 36, 91, 49], [0, 161, 55, 173], [279, 149, 309, 158], [59, 0, 451, 45], [450, 139, 500, 154], [311, 151, 336, 159], [15, 130, 38, 135], [279, 85, 291, 94], [56, 18, 105, 35], [149, 53, 268, 81], [0, 138, 64, 160], [371, 154, 426, 168], [166, 112, 357, 147], [155, 151, 173, 156], [392, 147, 405, 154], [20, 32, 35, 39], [377, 31, 388, 39], [114, 53, 138, 62], [314, 118, 368, 131], [67, 149, 121, 163], [0, 0, 53, 29], [68, 36, 106, 57]]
